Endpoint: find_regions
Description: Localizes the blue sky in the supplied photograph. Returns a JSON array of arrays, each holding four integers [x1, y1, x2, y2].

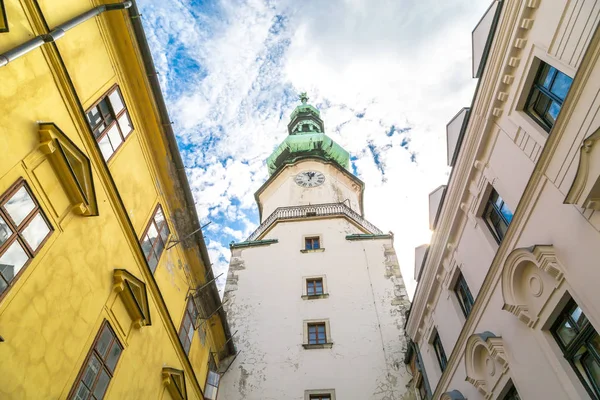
[[138, 0, 491, 296]]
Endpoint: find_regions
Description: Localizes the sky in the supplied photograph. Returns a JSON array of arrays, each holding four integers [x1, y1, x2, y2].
[[138, 0, 492, 297]]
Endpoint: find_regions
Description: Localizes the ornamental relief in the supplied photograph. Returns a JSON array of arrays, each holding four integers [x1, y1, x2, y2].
[[465, 332, 509, 399], [501, 245, 564, 328]]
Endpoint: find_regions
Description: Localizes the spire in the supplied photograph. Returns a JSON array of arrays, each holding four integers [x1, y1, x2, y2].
[[288, 92, 324, 135], [265, 93, 350, 175]]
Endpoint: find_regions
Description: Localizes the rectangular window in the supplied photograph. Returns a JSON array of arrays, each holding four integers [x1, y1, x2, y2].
[[310, 396, 331, 400], [204, 354, 220, 400], [454, 272, 474, 318], [305, 236, 320, 250], [308, 323, 327, 345], [85, 86, 134, 161], [483, 189, 513, 243], [551, 299, 600, 398], [432, 332, 448, 372], [307, 278, 324, 296], [140, 205, 170, 273], [0, 180, 53, 297], [179, 298, 198, 355], [0, 1, 8, 32], [525, 61, 573, 131], [69, 321, 123, 400]]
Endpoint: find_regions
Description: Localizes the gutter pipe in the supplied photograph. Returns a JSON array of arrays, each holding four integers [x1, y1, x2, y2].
[[0, 1, 132, 68]]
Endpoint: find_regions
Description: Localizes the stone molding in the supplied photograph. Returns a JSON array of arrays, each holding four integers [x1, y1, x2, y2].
[[501, 245, 564, 328], [465, 332, 509, 398], [565, 126, 600, 209]]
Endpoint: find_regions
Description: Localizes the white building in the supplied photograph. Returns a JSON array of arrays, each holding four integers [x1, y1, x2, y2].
[[219, 94, 412, 400], [405, 1, 600, 400]]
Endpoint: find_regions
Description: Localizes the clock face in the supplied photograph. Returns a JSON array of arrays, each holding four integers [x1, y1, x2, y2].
[[294, 171, 325, 188]]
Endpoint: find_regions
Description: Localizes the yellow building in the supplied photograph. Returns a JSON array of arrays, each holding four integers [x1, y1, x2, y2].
[[0, 1, 234, 399]]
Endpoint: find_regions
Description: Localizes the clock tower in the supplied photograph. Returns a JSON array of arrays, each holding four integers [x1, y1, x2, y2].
[[219, 95, 412, 400]]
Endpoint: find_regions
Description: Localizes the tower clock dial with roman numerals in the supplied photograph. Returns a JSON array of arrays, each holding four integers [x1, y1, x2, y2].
[[294, 171, 325, 187]]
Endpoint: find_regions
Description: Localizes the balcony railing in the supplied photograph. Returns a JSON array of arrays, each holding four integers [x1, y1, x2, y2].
[[246, 202, 383, 241]]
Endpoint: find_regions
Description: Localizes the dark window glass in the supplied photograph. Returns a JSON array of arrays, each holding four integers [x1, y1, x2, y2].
[[69, 322, 123, 400], [501, 385, 521, 400], [307, 278, 324, 296], [551, 299, 600, 398], [483, 189, 512, 243], [85, 87, 134, 161], [432, 332, 448, 372], [305, 237, 320, 250], [308, 323, 327, 345], [140, 205, 170, 273], [179, 298, 198, 355], [0, 180, 53, 297], [454, 272, 475, 318], [0, 1, 8, 32], [204, 354, 220, 400], [309, 395, 331, 400], [525, 61, 573, 131]]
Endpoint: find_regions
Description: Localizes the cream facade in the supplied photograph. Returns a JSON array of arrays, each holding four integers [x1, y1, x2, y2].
[[219, 98, 412, 399], [405, 1, 600, 400]]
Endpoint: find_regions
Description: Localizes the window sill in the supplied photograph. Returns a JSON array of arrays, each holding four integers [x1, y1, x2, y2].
[[300, 248, 325, 253], [302, 343, 333, 349], [301, 294, 329, 300]]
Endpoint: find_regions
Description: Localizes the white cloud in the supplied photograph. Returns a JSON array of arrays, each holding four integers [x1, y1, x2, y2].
[[140, 0, 493, 297]]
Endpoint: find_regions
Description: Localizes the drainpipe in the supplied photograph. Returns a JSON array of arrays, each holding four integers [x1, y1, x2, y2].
[[0, 1, 132, 68]]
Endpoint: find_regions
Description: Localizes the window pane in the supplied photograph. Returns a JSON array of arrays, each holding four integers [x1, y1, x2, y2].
[[0, 240, 29, 282], [87, 107, 102, 129], [541, 65, 556, 88], [98, 99, 112, 120], [546, 101, 561, 123], [0, 214, 13, 247], [95, 326, 113, 359], [82, 355, 102, 388], [154, 234, 165, 259], [105, 341, 122, 372], [557, 319, 578, 346], [92, 369, 110, 400], [106, 124, 123, 151], [4, 186, 36, 226], [146, 223, 159, 247], [0, 277, 7, 294], [550, 71, 573, 100], [571, 306, 588, 328], [73, 381, 91, 400], [313, 238, 320, 249], [117, 112, 133, 137], [108, 90, 125, 115], [147, 251, 158, 273], [21, 213, 50, 252], [307, 284, 315, 295], [207, 371, 220, 386], [98, 136, 113, 161], [500, 203, 513, 223], [534, 93, 551, 117], [205, 385, 217, 400]]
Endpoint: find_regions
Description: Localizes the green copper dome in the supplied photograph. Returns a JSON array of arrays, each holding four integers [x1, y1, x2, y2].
[[266, 93, 350, 175]]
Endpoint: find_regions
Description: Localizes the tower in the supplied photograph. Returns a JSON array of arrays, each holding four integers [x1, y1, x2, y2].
[[219, 95, 412, 400]]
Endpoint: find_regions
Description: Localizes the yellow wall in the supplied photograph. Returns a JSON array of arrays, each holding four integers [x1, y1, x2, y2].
[[0, 0, 228, 398]]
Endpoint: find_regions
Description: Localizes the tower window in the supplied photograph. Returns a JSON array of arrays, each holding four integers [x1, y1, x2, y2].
[[310, 395, 331, 400], [551, 299, 600, 398], [305, 236, 320, 250], [68, 321, 123, 400], [432, 331, 448, 372], [140, 204, 170, 273], [0, 179, 53, 297], [483, 189, 512, 243], [307, 278, 323, 296], [85, 86, 134, 161], [305, 390, 336, 400], [525, 61, 573, 131], [308, 323, 327, 345], [454, 272, 475, 318]]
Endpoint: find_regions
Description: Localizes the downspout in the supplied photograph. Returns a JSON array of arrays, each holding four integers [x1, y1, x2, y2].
[[126, 1, 235, 356], [0, 1, 132, 68]]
